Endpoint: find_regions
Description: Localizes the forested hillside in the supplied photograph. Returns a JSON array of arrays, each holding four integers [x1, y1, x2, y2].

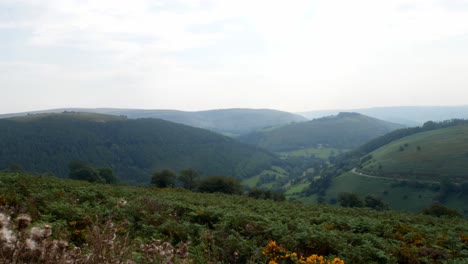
[[0, 112, 279, 183], [239, 112, 403, 152]]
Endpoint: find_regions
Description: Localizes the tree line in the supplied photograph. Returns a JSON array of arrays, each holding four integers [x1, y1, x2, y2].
[[67, 161, 285, 201]]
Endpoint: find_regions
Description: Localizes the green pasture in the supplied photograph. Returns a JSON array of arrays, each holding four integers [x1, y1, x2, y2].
[[360, 125, 468, 183]]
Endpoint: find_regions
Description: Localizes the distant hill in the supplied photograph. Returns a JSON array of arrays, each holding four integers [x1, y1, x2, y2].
[[358, 124, 468, 183], [0, 112, 279, 183], [239, 112, 403, 152], [0, 108, 307, 137], [300, 105, 468, 126]]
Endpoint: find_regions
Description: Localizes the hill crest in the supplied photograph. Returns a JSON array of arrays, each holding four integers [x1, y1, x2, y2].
[[0, 108, 307, 137], [239, 112, 403, 152]]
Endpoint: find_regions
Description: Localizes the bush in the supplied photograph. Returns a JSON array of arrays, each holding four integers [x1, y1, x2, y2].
[[197, 176, 242, 195], [247, 188, 286, 201], [151, 169, 176, 188], [338, 192, 363, 208], [364, 195, 388, 211], [68, 161, 117, 184], [421, 204, 462, 218]]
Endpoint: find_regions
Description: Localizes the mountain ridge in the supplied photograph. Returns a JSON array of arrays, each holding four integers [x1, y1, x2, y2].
[[0, 107, 307, 137], [299, 105, 468, 126]]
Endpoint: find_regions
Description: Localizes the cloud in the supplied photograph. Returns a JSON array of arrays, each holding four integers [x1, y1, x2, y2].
[[1, 0, 468, 113]]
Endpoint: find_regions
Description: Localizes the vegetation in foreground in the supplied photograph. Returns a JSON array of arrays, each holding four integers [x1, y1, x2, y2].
[[1, 172, 467, 263]]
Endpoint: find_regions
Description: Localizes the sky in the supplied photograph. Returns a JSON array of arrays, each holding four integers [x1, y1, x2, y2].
[[1, 0, 468, 114]]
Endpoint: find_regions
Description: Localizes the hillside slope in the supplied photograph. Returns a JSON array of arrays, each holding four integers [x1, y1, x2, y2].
[[239, 112, 403, 152], [300, 105, 468, 126], [0, 108, 307, 136], [0, 112, 278, 183], [358, 124, 468, 183]]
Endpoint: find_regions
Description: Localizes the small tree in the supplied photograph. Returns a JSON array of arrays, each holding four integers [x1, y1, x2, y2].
[[178, 168, 199, 190], [151, 169, 176, 188], [197, 176, 242, 195], [69, 161, 104, 183], [364, 195, 387, 211], [338, 192, 363, 208], [98, 167, 118, 184], [69, 161, 117, 184]]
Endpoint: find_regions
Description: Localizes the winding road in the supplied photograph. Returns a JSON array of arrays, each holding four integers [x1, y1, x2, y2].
[[350, 168, 441, 184]]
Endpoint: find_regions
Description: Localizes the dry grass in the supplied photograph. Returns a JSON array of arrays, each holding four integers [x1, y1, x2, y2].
[[0, 210, 190, 264]]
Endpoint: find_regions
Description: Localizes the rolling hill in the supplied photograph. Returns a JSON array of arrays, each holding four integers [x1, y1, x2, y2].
[[300, 105, 468, 126], [0, 112, 279, 183], [0, 108, 307, 137], [358, 124, 468, 183], [239, 112, 403, 152], [292, 119, 468, 215]]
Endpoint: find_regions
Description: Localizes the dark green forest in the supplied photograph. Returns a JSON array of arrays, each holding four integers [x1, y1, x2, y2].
[[0, 113, 278, 183]]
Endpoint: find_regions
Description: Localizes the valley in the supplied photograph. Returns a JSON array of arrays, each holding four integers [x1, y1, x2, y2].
[[1, 107, 468, 263], [4, 1, 468, 262], [2, 109, 467, 217]]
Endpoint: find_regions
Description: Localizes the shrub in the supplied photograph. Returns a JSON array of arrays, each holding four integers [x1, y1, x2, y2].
[[337, 192, 363, 208], [262, 240, 345, 264], [197, 176, 242, 195], [421, 204, 462, 218], [151, 169, 176, 188], [364, 195, 388, 211]]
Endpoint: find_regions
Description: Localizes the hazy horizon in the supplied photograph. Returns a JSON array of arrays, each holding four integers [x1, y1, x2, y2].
[[3, 103, 468, 116], [2, 0, 468, 114]]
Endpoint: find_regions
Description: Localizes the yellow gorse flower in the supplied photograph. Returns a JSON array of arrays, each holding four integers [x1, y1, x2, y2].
[[263, 240, 345, 264]]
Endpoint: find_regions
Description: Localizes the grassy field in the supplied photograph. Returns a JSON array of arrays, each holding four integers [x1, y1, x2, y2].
[[324, 172, 468, 217], [242, 166, 289, 189], [284, 182, 310, 199], [244, 166, 312, 200], [279, 147, 347, 159], [359, 125, 468, 183]]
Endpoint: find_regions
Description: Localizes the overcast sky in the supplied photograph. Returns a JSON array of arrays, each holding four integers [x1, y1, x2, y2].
[[1, 0, 468, 114]]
